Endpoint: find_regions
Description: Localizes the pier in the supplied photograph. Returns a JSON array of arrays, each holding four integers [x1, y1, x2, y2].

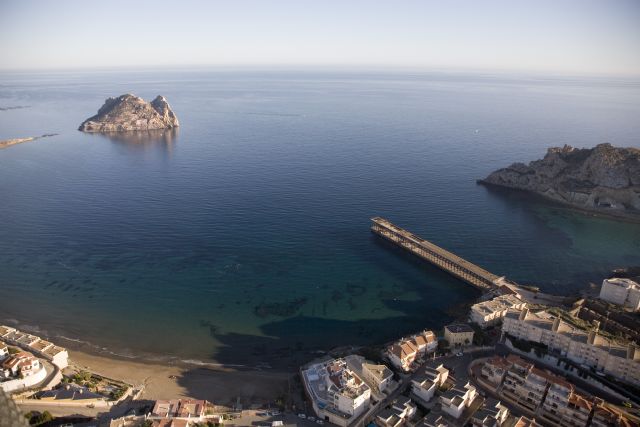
[[371, 217, 500, 290]]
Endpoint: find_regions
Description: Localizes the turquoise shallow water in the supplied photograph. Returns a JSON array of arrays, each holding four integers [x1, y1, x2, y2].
[[0, 70, 639, 368]]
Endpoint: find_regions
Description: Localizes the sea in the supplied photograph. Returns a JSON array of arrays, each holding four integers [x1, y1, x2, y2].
[[1, 69, 639, 369]]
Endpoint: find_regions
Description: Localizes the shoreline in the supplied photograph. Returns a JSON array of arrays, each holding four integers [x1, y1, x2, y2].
[[477, 180, 640, 224], [67, 349, 291, 405], [0, 133, 58, 149]]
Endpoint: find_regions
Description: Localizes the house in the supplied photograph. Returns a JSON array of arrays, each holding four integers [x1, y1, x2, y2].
[[599, 278, 640, 311], [439, 382, 477, 419], [376, 397, 417, 427], [391, 396, 417, 420], [444, 324, 474, 348], [411, 364, 448, 403], [421, 413, 452, 427], [387, 339, 418, 372], [1, 351, 40, 378], [502, 308, 640, 386], [149, 399, 208, 421], [376, 408, 403, 427], [0, 345, 8, 361], [512, 416, 542, 427], [412, 330, 438, 354], [0, 325, 69, 369], [361, 362, 394, 393], [471, 398, 509, 427]]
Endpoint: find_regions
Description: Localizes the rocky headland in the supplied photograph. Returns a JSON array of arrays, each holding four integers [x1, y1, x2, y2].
[[79, 94, 179, 132], [479, 143, 640, 219]]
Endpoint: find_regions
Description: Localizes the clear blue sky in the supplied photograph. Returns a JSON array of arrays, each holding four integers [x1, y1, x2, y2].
[[1, 0, 639, 75]]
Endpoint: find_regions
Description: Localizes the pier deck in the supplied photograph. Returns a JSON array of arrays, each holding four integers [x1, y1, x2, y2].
[[371, 217, 499, 290]]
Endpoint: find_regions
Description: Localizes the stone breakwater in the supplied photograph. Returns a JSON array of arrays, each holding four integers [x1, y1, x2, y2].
[[79, 94, 179, 132], [479, 143, 640, 219]]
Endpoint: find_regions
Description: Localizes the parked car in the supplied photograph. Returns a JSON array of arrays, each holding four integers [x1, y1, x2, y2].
[[316, 420, 324, 425], [298, 414, 306, 419], [308, 416, 316, 421]]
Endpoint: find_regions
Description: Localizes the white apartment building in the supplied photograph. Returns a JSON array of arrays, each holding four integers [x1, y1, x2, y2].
[[302, 358, 371, 427], [599, 278, 640, 311], [470, 295, 527, 328], [502, 308, 640, 386], [411, 364, 448, 403]]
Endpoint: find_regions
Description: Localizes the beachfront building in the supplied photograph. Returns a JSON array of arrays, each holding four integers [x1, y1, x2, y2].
[[361, 361, 394, 393], [444, 324, 474, 348], [470, 295, 526, 328], [387, 329, 437, 373], [0, 325, 69, 369], [411, 364, 448, 403], [502, 308, 640, 386], [302, 358, 371, 427], [439, 382, 477, 419], [0, 350, 48, 392], [599, 278, 640, 311], [148, 399, 209, 423], [1, 351, 40, 378], [387, 339, 418, 372], [470, 398, 509, 427]]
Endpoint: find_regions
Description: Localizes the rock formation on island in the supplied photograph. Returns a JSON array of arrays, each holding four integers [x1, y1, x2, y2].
[[79, 94, 179, 132], [479, 143, 640, 219]]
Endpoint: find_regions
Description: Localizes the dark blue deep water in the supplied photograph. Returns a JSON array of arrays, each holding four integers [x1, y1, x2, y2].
[[1, 70, 639, 368]]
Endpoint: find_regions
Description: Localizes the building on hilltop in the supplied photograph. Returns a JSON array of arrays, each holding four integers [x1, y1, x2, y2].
[[599, 278, 640, 311], [501, 308, 640, 386], [444, 324, 474, 349], [470, 294, 526, 328]]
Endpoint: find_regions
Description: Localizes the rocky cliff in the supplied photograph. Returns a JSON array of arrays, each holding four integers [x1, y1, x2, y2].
[[79, 94, 179, 132], [480, 143, 640, 218]]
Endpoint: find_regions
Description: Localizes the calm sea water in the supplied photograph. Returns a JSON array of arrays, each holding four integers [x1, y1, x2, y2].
[[1, 69, 639, 368]]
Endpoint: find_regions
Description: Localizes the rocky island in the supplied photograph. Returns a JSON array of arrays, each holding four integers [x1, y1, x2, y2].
[[79, 94, 179, 132], [479, 143, 640, 219]]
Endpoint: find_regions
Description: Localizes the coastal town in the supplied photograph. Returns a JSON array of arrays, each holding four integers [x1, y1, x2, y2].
[[2, 220, 640, 427]]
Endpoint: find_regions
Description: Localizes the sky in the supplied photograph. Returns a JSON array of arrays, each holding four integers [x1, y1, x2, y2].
[[1, 0, 639, 76]]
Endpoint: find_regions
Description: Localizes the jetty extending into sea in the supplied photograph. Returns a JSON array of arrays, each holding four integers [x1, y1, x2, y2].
[[371, 217, 502, 291]]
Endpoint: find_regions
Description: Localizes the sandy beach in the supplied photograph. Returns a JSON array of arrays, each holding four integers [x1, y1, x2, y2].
[[68, 350, 291, 406]]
